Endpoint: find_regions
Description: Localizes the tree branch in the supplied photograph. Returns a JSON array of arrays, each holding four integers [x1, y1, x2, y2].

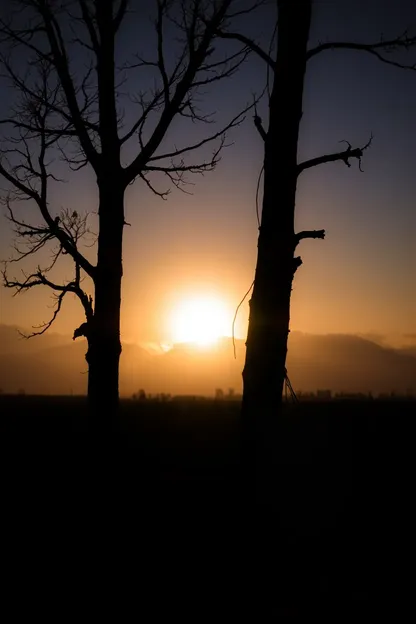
[[253, 112, 267, 141], [138, 171, 170, 200], [119, 89, 165, 146], [214, 29, 275, 69], [77, 0, 100, 55], [35, 2, 101, 172], [122, 1, 241, 186], [297, 135, 373, 175], [0, 117, 79, 138], [113, 0, 129, 33], [3, 245, 94, 339], [295, 230, 325, 245], [0, 160, 96, 278], [145, 105, 249, 165], [307, 32, 416, 69], [2, 265, 70, 334], [22, 290, 68, 338], [156, 0, 170, 107]]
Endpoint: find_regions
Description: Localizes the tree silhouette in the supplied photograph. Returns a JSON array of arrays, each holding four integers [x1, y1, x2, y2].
[[217, 0, 416, 476], [0, 0, 254, 431]]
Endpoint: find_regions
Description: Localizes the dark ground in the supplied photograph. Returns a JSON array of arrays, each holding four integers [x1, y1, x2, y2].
[[0, 395, 414, 619]]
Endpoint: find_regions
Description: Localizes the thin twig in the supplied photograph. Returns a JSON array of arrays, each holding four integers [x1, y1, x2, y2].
[[232, 280, 254, 359]]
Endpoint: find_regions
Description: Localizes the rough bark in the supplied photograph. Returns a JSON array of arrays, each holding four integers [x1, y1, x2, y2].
[[241, 1, 312, 480]]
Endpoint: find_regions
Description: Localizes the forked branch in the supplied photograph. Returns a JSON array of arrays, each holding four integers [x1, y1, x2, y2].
[[297, 135, 373, 175], [3, 263, 93, 338], [2, 204, 94, 337], [122, 0, 256, 188], [214, 29, 275, 69]]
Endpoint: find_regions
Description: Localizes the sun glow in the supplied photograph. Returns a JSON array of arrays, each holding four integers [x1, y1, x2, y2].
[[169, 296, 231, 346]]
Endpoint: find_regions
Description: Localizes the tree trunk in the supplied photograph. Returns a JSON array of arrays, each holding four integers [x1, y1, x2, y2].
[[86, 182, 124, 434], [241, 1, 312, 482], [85, 5, 123, 436]]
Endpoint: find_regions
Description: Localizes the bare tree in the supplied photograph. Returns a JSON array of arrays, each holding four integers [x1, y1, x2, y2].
[[0, 0, 254, 431], [216, 0, 416, 478]]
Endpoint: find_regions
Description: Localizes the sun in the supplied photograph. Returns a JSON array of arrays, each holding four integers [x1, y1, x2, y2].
[[169, 296, 231, 346]]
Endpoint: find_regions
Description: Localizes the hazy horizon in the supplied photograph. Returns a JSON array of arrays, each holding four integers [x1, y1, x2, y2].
[[1, 323, 415, 398]]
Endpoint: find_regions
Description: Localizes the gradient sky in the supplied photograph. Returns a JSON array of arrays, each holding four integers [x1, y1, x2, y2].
[[0, 0, 415, 348]]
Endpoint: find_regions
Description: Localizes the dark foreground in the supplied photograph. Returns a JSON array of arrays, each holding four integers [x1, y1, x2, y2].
[[1, 396, 414, 619]]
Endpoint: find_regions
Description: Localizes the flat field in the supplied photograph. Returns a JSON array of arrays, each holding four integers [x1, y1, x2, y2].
[[1, 396, 413, 619]]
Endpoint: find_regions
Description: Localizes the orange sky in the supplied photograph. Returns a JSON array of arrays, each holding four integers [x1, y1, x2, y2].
[[0, 0, 415, 350], [1, 166, 414, 350]]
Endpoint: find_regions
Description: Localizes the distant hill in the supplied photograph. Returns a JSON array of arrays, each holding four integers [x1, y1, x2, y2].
[[0, 325, 68, 355], [0, 324, 415, 397], [286, 333, 416, 395], [400, 346, 416, 359]]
